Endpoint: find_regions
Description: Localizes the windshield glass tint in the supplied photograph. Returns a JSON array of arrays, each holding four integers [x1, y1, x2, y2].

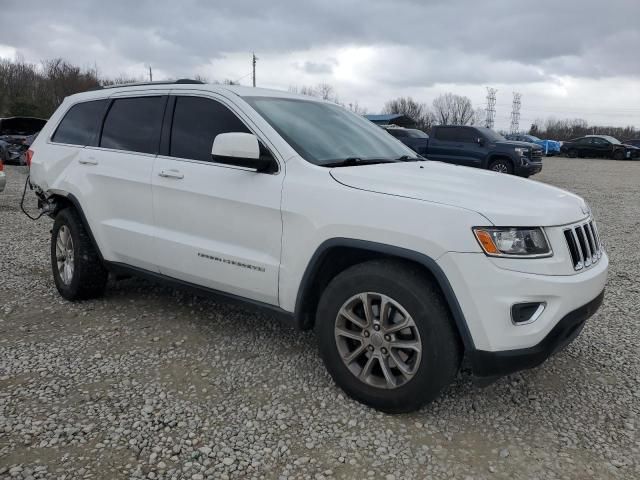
[[601, 135, 620, 144], [406, 129, 429, 138], [244, 97, 414, 165], [476, 127, 505, 142], [527, 135, 541, 141]]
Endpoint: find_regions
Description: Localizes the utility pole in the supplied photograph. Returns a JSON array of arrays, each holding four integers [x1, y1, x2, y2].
[[148, 65, 153, 82], [510, 92, 522, 134], [252, 53, 258, 87], [485, 87, 497, 129]]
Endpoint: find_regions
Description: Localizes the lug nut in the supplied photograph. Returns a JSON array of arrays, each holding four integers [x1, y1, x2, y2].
[[373, 324, 380, 331], [384, 334, 391, 341], [381, 347, 388, 355], [367, 345, 374, 352], [363, 330, 370, 337]]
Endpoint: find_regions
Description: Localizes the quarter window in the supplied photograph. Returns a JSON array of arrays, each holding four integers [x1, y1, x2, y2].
[[170, 96, 250, 162], [52, 100, 108, 146], [100, 97, 166, 154]]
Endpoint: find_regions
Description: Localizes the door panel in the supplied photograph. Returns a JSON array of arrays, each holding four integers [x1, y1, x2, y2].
[[79, 147, 158, 270], [151, 94, 283, 305], [152, 158, 283, 304], [65, 94, 166, 271]]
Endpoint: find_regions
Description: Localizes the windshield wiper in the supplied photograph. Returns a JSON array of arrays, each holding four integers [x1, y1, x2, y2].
[[396, 155, 425, 162], [322, 157, 401, 168]]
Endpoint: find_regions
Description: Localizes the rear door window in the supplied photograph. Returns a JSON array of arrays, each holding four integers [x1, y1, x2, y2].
[[434, 128, 458, 141], [100, 96, 166, 154], [169, 96, 250, 162], [52, 100, 108, 146]]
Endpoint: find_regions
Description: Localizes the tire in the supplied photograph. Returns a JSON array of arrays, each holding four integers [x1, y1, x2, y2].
[[613, 150, 625, 160], [488, 158, 513, 174], [51, 208, 108, 300], [567, 149, 578, 158], [315, 259, 462, 413]]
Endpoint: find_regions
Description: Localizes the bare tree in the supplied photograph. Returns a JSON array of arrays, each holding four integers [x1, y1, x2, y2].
[[382, 97, 433, 131], [432, 93, 475, 126], [347, 101, 368, 115]]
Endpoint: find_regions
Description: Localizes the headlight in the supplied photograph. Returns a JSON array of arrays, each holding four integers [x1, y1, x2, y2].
[[514, 147, 529, 157], [473, 227, 552, 257]]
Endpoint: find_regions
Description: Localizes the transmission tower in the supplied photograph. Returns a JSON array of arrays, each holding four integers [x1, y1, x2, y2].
[[485, 87, 497, 129], [510, 92, 522, 134]]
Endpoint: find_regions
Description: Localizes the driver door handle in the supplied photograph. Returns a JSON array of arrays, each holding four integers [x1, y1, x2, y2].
[[158, 169, 184, 179], [79, 157, 98, 165]]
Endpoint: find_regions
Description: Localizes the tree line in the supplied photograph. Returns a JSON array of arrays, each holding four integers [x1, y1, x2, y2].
[[1, 57, 637, 142], [0, 57, 239, 119], [529, 118, 639, 142]]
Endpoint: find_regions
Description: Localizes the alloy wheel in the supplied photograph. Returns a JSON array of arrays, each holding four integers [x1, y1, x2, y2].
[[334, 292, 422, 389], [55, 225, 74, 285]]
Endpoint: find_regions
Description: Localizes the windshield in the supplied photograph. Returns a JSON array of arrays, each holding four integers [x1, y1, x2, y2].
[[406, 129, 429, 138], [600, 135, 621, 144], [526, 135, 541, 142], [475, 127, 505, 142], [243, 97, 416, 165]]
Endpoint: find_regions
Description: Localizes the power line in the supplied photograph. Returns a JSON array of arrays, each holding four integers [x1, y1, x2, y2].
[[510, 92, 522, 134], [485, 87, 497, 129]]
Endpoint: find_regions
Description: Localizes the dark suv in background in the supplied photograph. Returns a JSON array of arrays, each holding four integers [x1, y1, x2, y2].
[[427, 126, 543, 177], [382, 125, 429, 155]]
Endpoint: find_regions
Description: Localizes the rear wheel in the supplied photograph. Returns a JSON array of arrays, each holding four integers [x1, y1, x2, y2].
[[51, 208, 108, 300], [488, 158, 513, 174], [316, 260, 462, 413]]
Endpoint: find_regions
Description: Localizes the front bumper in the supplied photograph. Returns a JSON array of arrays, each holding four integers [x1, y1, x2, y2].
[[470, 289, 604, 377], [515, 160, 542, 176], [437, 250, 608, 353]]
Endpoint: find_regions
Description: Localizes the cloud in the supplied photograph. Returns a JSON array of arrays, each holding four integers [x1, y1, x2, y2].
[[0, 0, 638, 127]]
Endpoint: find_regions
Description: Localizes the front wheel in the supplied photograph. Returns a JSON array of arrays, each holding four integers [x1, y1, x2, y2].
[[51, 208, 108, 300], [488, 158, 513, 174], [315, 260, 462, 413], [613, 150, 625, 160]]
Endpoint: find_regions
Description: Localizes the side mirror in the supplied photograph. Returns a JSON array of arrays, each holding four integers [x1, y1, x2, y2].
[[212, 132, 274, 172]]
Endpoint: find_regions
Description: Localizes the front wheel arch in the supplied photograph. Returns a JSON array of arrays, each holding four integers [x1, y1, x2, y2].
[[293, 239, 475, 352]]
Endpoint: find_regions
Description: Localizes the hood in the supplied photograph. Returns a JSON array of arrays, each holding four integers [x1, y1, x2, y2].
[[330, 161, 588, 226], [495, 140, 543, 151]]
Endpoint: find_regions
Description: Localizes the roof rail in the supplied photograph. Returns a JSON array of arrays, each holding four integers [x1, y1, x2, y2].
[[94, 79, 205, 90]]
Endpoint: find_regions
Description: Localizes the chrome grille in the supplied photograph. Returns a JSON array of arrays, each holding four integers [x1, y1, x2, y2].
[[563, 219, 603, 271], [530, 149, 543, 162]]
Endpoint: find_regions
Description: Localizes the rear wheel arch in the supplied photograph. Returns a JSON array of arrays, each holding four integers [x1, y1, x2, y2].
[[293, 239, 475, 351], [47, 191, 104, 262]]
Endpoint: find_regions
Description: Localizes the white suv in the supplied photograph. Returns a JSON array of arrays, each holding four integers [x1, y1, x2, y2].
[[27, 81, 608, 412]]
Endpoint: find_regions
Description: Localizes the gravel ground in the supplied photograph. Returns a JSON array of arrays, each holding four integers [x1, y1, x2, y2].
[[1, 158, 638, 480]]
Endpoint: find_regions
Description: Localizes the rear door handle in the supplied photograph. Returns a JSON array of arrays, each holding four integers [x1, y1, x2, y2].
[[79, 157, 98, 165], [158, 169, 184, 179]]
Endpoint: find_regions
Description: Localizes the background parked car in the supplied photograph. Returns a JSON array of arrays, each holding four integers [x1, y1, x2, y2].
[[0, 117, 47, 165], [560, 135, 639, 160], [505, 133, 561, 156], [382, 125, 429, 155], [623, 139, 640, 148], [426, 125, 543, 177]]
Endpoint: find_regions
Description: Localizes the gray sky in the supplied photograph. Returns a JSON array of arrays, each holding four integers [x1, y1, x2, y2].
[[1, 0, 639, 129]]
